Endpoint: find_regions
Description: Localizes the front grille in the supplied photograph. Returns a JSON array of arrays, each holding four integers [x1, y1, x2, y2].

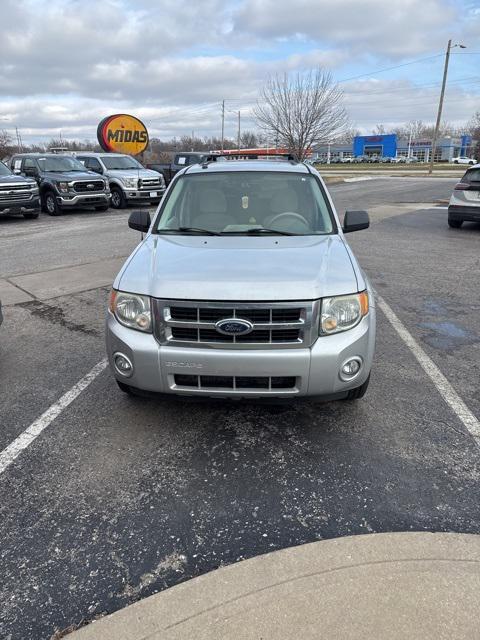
[[0, 191, 32, 201], [154, 299, 319, 349], [73, 180, 105, 193], [174, 374, 297, 390], [0, 183, 34, 192], [140, 178, 161, 190]]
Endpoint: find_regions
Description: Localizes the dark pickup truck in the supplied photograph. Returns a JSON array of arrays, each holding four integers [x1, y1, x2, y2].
[[9, 153, 110, 215], [0, 161, 40, 219], [147, 152, 207, 186]]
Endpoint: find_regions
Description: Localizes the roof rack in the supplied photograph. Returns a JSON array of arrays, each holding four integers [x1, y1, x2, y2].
[[202, 152, 298, 165]]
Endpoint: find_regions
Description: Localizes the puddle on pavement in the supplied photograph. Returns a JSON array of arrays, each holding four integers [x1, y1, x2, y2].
[[419, 320, 477, 351]]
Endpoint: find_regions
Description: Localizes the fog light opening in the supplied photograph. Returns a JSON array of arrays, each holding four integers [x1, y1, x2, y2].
[[340, 357, 362, 381], [114, 352, 133, 378]]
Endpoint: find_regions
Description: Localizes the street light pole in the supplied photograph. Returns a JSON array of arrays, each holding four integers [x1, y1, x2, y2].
[[237, 111, 241, 151], [221, 100, 225, 152], [428, 40, 466, 175]]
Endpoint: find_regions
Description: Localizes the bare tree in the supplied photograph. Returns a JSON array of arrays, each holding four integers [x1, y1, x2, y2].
[[254, 69, 348, 160], [0, 129, 14, 160]]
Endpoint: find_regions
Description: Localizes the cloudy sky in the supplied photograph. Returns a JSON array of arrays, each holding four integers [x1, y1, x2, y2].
[[1, 0, 479, 144]]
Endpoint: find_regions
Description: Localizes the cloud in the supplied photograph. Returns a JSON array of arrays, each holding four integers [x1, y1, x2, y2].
[[0, 0, 477, 142], [234, 0, 458, 57]]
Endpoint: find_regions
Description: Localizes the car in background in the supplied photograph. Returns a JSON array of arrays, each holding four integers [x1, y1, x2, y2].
[[74, 152, 165, 209], [9, 153, 110, 215], [447, 165, 480, 228], [451, 156, 477, 165], [147, 152, 208, 186], [0, 161, 40, 219]]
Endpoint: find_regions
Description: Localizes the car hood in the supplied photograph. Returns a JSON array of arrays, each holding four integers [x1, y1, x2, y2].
[[0, 173, 36, 185], [117, 234, 362, 301], [40, 171, 99, 181]]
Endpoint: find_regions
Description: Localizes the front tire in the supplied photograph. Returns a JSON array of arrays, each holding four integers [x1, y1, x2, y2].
[[448, 216, 462, 228], [23, 212, 39, 219], [43, 190, 62, 216], [110, 186, 127, 209], [345, 374, 370, 400]]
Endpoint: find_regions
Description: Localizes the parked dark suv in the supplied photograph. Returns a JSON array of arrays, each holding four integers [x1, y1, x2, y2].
[[0, 161, 40, 219], [9, 154, 110, 215]]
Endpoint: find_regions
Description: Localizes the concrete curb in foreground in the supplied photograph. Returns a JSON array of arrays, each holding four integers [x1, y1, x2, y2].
[[68, 532, 480, 639]]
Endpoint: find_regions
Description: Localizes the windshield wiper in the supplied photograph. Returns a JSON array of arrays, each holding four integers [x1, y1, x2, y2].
[[159, 227, 221, 236], [221, 227, 296, 236]]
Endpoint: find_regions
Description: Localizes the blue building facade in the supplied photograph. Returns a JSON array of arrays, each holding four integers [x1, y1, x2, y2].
[[314, 133, 473, 162], [353, 134, 397, 158]]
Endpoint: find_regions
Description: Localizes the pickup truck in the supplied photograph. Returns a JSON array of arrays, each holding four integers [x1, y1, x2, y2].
[[10, 153, 110, 215], [147, 152, 207, 186], [106, 157, 376, 401], [75, 152, 165, 209], [0, 161, 40, 219]]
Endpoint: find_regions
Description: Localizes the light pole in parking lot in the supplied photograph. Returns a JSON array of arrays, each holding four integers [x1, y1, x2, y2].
[[428, 40, 466, 174]]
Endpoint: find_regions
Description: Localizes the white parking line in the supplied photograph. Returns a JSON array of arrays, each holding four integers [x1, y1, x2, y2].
[[0, 359, 107, 475], [377, 295, 480, 445]]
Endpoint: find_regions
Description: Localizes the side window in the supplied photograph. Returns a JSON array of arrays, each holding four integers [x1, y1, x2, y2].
[[12, 158, 22, 172], [88, 158, 102, 172], [176, 156, 187, 166], [76, 157, 87, 166], [23, 158, 37, 172]]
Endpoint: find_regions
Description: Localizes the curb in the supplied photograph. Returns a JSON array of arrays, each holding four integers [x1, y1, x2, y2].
[[68, 532, 480, 640]]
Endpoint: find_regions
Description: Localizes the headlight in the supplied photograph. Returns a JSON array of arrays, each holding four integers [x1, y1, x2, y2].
[[109, 290, 152, 333], [120, 177, 138, 189], [56, 181, 69, 193], [320, 291, 369, 335]]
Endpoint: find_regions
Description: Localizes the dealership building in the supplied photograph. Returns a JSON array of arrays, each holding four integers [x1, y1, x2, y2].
[[314, 133, 473, 162]]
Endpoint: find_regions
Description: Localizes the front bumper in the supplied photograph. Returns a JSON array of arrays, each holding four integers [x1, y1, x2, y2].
[[106, 307, 376, 399], [448, 204, 480, 222], [124, 188, 165, 202], [0, 197, 40, 214], [57, 193, 111, 207]]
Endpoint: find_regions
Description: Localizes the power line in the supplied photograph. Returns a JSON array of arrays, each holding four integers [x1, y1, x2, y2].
[[337, 53, 445, 83]]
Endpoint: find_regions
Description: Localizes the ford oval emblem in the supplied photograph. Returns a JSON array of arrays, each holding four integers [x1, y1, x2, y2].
[[215, 318, 253, 336]]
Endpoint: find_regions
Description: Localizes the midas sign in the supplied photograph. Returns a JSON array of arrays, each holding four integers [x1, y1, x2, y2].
[[97, 114, 149, 154]]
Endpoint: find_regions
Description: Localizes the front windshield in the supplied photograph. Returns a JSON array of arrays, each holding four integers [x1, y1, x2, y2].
[[101, 155, 142, 170], [155, 171, 334, 235], [0, 162, 11, 176], [37, 156, 87, 172]]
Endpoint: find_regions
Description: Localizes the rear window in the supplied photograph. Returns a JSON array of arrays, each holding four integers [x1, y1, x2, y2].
[[154, 171, 334, 236], [464, 168, 480, 183]]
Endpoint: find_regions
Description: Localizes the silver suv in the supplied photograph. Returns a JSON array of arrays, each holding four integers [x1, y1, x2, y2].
[[106, 158, 376, 400], [75, 152, 165, 209], [448, 164, 480, 228]]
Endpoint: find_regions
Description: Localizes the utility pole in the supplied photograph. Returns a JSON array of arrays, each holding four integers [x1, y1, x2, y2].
[[237, 111, 241, 151], [428, 40, 466, 174], [15, 126, 21, 153], [221, 100, 225, 152]]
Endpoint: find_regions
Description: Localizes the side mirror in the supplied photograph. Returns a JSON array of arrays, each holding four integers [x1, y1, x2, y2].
[[343, 210, 369, 233], [128, 210, 151, 233], [92, 167, 103, 174], [24, 167, 38, 177]]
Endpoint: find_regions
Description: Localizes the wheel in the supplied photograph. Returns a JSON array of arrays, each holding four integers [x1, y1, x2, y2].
[[43, 190, 62, 216], [345, 374, 370, 400], [448, 216, 462, 228], [110, 186, 127, 209], [23, 212, 39, 219], [95, 204, 109, 211]]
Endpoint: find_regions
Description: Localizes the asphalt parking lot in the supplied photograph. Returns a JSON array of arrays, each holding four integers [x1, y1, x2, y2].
[[1, 177, 479, 640]]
